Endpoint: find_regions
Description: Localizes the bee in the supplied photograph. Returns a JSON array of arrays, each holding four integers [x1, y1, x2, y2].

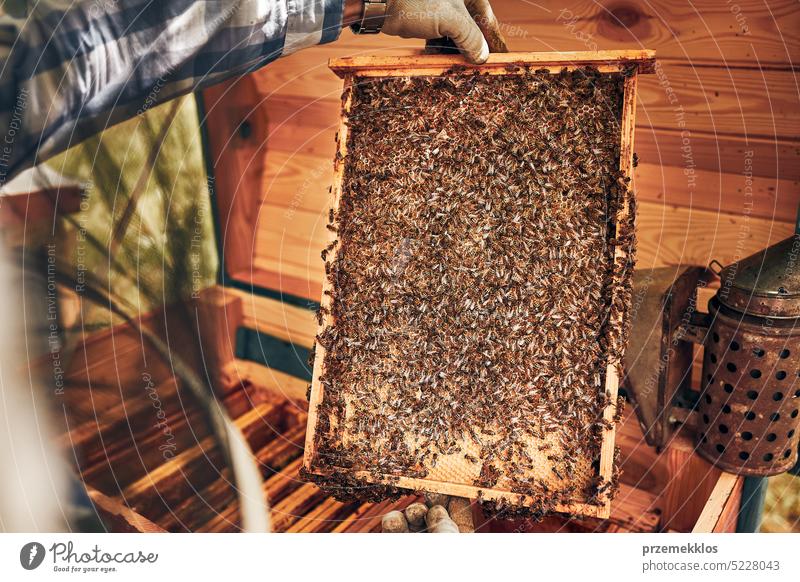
[[315, 307, 330, 325]]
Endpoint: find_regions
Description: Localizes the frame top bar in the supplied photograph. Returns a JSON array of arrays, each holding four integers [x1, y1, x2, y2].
[[329, 50, 656, 77]]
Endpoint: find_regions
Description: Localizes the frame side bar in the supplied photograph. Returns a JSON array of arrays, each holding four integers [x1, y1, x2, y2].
[[303, 76, 355, 472]]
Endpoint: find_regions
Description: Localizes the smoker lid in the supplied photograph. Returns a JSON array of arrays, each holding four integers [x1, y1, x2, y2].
[[716, 235, 800, 318]]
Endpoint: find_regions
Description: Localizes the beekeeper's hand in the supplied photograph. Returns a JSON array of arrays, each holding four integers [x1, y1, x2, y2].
[[382, 0, 501, 64]]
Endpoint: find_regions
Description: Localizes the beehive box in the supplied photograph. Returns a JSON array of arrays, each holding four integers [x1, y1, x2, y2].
[[303, 51, 656, 518]]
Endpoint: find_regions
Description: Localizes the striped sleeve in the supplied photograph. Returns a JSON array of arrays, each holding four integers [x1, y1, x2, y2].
[[0, 0, 345, 185]]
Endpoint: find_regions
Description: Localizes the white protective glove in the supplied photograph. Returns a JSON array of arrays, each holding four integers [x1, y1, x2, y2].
[[382, 0, 502, 64]]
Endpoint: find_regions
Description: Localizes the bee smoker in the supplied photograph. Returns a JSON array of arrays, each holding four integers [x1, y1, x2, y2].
[[624, 233, 800, 477]]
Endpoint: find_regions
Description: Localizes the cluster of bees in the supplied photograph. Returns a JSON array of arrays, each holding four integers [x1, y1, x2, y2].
[[306, 67, 636, 516]]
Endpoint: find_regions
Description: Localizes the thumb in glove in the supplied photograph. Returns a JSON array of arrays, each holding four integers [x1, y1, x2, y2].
[[381, 0, 491, 64]]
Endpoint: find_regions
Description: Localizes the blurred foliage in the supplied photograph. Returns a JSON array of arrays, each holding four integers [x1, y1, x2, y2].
[[46, 96, 218, 334], [762, 473, 800, 532]]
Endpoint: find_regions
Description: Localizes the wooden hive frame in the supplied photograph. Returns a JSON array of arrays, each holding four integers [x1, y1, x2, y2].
[[303, 50, 655, 519]]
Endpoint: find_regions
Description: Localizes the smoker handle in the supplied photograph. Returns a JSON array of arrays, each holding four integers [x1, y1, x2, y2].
[[708, 259, 725, 277]]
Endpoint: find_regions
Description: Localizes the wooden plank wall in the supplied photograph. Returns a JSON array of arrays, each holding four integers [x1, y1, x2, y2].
[[202, 0, 799, 304]]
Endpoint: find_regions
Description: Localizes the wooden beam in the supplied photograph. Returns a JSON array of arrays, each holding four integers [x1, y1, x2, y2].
[[692, 472, 744, 533], [229, 287, 316, 349], [198, 456, 305, 532], [658, 445, 723, 531], [286, 497, 357, 533], [86, 486, 165, 533], [223, 359, 309, 406], [202, 75, 266, 276], [121, 402, 281, 509], [191, 285, 243, 394]]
